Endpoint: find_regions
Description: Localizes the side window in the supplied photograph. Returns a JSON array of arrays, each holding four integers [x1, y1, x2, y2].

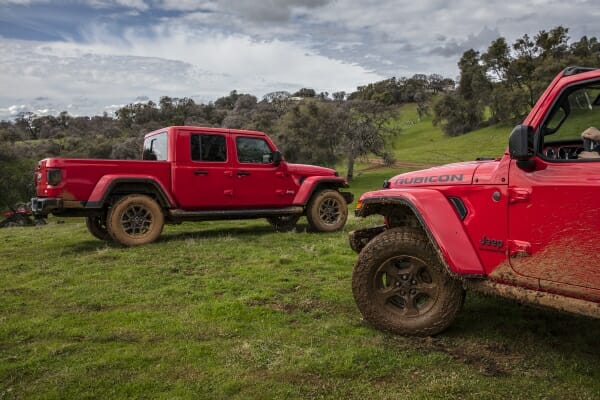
[[190, 134, 227, 162], [541, 83, 600, 160], [143, 132, 168, 160], [236, 137, 273, 164]]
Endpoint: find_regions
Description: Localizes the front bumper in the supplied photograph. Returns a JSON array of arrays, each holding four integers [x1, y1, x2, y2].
[[341, 191, 354, 204], [31, 197, 63, 215], [348, 225, 386, 253]]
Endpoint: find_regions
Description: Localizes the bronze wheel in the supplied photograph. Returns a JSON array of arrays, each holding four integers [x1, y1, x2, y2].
[[306, 190, 348, 232], [106, 195, 164, 246], [85, 215, 110, 241]]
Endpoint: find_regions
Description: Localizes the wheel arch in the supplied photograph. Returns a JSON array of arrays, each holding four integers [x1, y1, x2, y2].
[[358, 189, 485, 277], [87, 176, 175, 209], [293, 177, 351, 206]]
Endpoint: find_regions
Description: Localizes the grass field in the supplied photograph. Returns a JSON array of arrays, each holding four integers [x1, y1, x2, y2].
[[2, 114, 600, 399]]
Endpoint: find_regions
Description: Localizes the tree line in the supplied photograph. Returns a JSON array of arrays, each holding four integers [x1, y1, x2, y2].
[[0, 80, 442, 208], [433, 26, 600, 136]]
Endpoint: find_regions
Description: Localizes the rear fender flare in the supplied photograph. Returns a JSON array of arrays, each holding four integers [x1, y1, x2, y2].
[[359, 188, 485, 276], [87, 175, 175, 208]]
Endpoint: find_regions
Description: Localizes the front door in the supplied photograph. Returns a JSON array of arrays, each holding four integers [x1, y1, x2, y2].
[[232, 135, 290, 208], [508, 159, 600, 292], [507, 82, 600, 294]]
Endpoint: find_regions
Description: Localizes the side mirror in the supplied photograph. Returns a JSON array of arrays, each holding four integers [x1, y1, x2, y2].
[[508, 125, 535, 170], [509, 125, 533, 160], [272, 150, 282, 166]]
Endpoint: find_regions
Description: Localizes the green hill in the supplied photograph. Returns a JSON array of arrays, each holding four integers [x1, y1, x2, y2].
[[390, 103, 511, 164]]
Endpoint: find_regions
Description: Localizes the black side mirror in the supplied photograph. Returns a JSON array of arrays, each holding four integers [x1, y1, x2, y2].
[[509, 125, 535, 170], [509, 125, 533, 160], [272, 150, 282, 166]]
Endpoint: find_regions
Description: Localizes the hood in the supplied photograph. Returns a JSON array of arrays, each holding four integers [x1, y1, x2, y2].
[[387, 161, 485, 188], [287, 163, 337, 177]]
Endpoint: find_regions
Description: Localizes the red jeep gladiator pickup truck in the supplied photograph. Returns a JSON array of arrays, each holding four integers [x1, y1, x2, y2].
[[32, 126, 353, 245], [349, 67, 600, 335]]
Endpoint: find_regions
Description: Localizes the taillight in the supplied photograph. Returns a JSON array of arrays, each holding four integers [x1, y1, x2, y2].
[[47, 169, 62, 186]]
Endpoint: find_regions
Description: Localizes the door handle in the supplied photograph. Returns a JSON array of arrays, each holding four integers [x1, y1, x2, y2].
[[194, 170, 208, 176], [237, 171, 251, 177]]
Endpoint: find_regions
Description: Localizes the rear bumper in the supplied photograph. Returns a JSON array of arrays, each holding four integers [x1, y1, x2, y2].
[[30, 197, 63, 215]]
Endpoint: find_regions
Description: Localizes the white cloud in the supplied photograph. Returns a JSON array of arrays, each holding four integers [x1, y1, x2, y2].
[[0, 30, 382, 118]]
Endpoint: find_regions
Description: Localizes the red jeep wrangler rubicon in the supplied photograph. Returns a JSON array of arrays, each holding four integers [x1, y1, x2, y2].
[[350, 67, 600, 336], [32, 126, 353, 246]]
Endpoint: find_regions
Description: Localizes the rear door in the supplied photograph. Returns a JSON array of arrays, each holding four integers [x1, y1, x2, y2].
[[172, 130, 234, 209]]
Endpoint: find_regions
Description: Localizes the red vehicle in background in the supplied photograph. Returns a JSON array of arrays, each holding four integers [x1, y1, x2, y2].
[[0, 203, 46, 228], [350, 67, 600, 335], [32, 127, 352, 245]]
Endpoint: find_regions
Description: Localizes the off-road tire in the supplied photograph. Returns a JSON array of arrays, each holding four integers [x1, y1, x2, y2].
[[85, 215, 111, 241], [306, 189, 348, 232], [106, 194, 164, 246], [267, 215, 300, 232], [352, 227, 464, 336]]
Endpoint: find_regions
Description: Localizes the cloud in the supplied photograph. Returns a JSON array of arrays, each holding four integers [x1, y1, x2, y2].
[[0, 31, 382, 118], [429, 26, 502, 58], [1, 0, 600, 119], [87, 0, 149, 11]]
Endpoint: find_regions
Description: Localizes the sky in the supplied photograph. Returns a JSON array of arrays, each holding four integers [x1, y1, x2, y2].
[[0, 0, 598, 120]]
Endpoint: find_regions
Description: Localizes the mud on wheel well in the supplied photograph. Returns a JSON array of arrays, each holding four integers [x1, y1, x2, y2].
[[382, 204, 422, 231], [105, 182, 170, 208], [362, 202, 459, 279]]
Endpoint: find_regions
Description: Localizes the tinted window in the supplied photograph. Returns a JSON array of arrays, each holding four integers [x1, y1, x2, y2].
[[236, 137, 273, 163], [143, 132, 168, 160], [191, 134, 227, 162]]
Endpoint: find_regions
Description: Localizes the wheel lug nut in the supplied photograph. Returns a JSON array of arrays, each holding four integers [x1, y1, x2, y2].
[[410, 289, 416, 295]]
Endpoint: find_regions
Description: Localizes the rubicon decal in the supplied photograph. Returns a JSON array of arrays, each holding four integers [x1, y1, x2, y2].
[[395, 174, 464, 185]]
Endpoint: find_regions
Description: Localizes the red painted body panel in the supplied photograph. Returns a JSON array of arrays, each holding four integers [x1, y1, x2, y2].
[[37, 158, 172, 204], [359, 188, 485, 275], [507, 158, 600, 297]]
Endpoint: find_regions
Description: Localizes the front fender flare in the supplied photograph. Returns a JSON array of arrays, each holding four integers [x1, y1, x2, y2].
[[358, 188, 484, 276], [292, 177, 350, 205]]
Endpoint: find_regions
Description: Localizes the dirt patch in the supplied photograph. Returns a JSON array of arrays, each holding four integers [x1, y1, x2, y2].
[[413, 337, 525, 377]]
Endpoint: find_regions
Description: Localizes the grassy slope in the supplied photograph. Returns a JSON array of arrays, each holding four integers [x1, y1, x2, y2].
[[389, 104, 511, 165], [2, 112, 600, 399]]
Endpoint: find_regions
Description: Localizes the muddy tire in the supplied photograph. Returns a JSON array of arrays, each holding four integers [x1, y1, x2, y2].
[[267, 215, 300, 232], [306, 189, 348, 232], [352, 227, 464, 336], [85, 215, 111, 241], [106, 194, 164, 246]]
